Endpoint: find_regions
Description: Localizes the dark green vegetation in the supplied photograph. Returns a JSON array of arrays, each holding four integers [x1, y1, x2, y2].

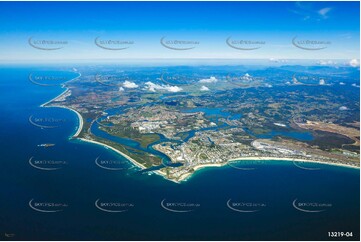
[[52, 65, 359, 171]]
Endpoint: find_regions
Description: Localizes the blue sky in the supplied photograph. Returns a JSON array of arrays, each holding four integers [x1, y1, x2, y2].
[[0, 1, 359, 62]]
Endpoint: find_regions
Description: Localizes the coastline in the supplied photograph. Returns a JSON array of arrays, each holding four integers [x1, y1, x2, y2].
[[78, 138, 147, 170], [53, 105, 83, 138], [41, 72, 83, 138], [176, 157, 360, 182], [228, 157, 360, 169], [40, 72, 81, 107], [40, 86, 68, 107], [39, 72, 173, 177], [43, 94, 360, 184], [45, 102, 147, 170], [39, 70, 359, 184], [78, 138, 176, 183]]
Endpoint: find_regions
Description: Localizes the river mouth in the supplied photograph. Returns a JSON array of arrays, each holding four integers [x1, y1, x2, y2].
[[1, 60, 359, 240], [91, 105, 316, 172]]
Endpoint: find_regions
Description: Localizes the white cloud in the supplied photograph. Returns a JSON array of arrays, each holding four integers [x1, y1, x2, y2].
[[339, 82, 345, 85], [352, 83, 360, 88], [241, 73, 252, 81], [269, 58, 287, 63], [123, 80, 138, 88], [339, 106, 348, 111], [291, 3, 333, 21], [318, 7, 332, 18], [167, 86, 183, 92], [200, 85, 210, 91], [318, 60, 336, 65], [199, 76, 218, 83], [319, 79, 326, 85], [144, 81, 182, 92], [118, 87, 125, 92], [349, 59, 360, 67]]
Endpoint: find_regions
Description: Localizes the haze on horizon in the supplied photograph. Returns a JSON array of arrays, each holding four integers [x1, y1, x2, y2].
[[0, 1, 359, 63]]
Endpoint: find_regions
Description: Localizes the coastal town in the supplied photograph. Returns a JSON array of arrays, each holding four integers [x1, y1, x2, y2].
[[44, 67, 360, 182]]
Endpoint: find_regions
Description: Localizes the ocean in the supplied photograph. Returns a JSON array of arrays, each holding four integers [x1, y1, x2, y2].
[[0, 66, 359, 240]]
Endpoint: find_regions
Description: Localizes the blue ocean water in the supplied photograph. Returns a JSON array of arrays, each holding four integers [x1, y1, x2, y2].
[[0, 67, 359, 240]]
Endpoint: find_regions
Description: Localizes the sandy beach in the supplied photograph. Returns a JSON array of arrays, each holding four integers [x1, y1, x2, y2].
[[176, 156, 359, 182], [40, 86, 69, 107], [228, 157, 359, 169], [40, 72, 81, 107], [41, 72, 83, 138], [55, 105, 83, 138], [39, 72, 148, 172], [39, 71, 359, 184], [78, 138, 147, 170], [71, 109, 83, 137], [78, 137, 177, 183]]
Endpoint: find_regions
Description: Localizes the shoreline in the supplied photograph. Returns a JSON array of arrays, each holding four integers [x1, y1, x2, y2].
[[40, 72, 81, 107], [39, 71, 359, 184], [177, 157, 360, 182], [54, 105, 83, 138], [78, 138, 175, 183], [228, 157, 360, 169], [41, 72, 83, 138], [39, 73, 174, 178], [77, 138, 147, 170]]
